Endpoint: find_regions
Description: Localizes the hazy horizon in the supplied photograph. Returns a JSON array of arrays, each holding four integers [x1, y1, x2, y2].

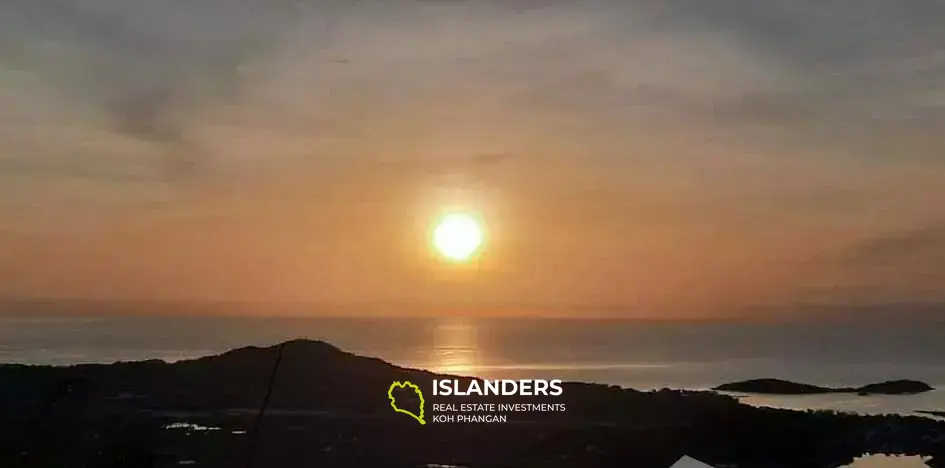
[[2, 297, 944, 322]]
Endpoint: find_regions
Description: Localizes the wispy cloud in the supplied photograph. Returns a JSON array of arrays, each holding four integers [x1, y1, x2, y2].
[[0, 0, 307, 181], [843, 222, 945, 267], [1, 0, 944, 309]]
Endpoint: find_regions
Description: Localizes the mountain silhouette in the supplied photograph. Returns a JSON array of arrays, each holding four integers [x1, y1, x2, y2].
[[0, 339, 943, 468]]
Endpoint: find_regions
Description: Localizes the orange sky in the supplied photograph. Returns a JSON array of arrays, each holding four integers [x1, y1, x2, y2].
[[1, 1, 944, 317]]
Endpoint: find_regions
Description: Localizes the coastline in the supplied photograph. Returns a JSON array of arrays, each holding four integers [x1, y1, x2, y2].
[[2, 315, 945, 423], [1, 339, 944, 467]]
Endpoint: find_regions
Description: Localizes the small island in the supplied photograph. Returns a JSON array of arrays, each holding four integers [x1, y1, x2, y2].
[[714, 378, 934, 395]]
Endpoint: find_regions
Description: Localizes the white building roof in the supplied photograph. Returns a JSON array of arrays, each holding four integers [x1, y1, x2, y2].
[[668, 455, 716, 468]]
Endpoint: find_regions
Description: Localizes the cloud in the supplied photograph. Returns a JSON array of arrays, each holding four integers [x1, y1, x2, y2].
[[2, 0, 945, 309], [2, 0, 943, 150], [843, 222, 945, 267], [6, 0, 941, 180], [0, 0, 309, 181], [468, 152, 516, 167], [665, 0, 945, 68], [647, 0, 945, 156]]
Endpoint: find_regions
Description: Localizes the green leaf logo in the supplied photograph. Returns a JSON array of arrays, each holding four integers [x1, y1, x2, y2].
[[388, 381, 426, 425]]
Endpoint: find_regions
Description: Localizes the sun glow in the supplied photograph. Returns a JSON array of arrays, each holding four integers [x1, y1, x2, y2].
[[432, 213, 483, 262]]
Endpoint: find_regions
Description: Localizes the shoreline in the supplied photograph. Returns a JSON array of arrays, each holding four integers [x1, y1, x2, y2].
[[2, 339, 945, 467]]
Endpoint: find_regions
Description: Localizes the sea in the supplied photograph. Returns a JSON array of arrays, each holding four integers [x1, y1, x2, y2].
[[3, 315, 944, 419], [4, 315, 943, 467]]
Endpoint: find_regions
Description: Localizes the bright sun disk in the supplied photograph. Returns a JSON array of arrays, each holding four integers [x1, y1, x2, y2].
[[433, 213, 483, 262]]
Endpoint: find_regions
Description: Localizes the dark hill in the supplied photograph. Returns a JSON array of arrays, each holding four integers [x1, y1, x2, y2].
[[0, 339, 439, 414], [715, 378, 934, 395], [1, 340, 944, 468], [714, 379, 832, 395], [857, 380, 934, 395]]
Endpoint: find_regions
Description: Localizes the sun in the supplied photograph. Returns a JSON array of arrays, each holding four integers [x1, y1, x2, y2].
[[432, 213, 483, 262]]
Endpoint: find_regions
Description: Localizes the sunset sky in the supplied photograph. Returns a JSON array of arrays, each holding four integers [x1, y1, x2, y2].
[[1, 0, 944, 317]]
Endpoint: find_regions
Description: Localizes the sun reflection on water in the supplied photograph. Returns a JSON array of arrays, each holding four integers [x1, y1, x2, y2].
[[428, 319, 481, 375]]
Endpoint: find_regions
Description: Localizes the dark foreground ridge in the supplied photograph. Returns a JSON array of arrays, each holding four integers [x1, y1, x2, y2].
[[715, 378, 935, 395], [1, 339, 944, 468]]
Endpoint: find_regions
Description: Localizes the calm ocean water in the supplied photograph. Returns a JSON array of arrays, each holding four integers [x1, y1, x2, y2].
[[2, 315, 944, 418]]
